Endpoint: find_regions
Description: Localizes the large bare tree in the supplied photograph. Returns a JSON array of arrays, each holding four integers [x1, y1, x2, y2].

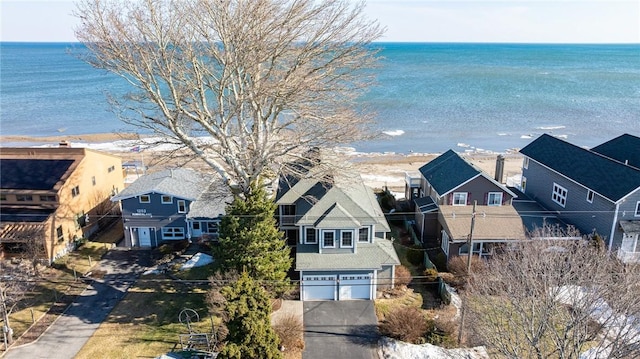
[[465, 240, 640, 358], [74, 0, 384, 195]]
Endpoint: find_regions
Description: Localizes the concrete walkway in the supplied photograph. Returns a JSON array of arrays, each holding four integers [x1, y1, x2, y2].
[[4, 249, 150, 359]]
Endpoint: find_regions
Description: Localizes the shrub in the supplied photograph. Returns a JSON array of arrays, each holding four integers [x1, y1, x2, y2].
[[406, 246, 424, 266], [423, 268, 438, 282], [395, 265, 412, 287], [272, 314, 304, 353], [379, 306, 429, 344], [426, 316, 457, 348], [447, 255, 485, 277]]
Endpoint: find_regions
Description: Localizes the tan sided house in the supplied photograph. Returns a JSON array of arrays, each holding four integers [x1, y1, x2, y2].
[[0, 147, 124, 262]]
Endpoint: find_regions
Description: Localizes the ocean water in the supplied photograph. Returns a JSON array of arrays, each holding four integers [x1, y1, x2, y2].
[[1, 42, 639, 153]]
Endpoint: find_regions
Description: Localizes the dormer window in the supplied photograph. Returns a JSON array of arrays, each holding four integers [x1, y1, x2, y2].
[[341, 231, 354, 248], [139, 195, 150, 203], [358, 228, 369, 242], [305, 228, 317, 244], [322, 231, 335, 248], [161, 195, 172, 204]]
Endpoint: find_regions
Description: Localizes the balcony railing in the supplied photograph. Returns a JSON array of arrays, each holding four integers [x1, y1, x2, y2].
[[617, 249, 640, 264], [280, 215, 296, 225]]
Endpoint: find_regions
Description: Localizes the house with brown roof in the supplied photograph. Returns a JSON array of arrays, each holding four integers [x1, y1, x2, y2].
[[410, 150, 526, 260], [0, 147, 124, 262]]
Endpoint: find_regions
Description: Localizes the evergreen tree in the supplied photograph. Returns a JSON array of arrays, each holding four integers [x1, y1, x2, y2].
[[217, 272, 282, 359], [215, 181, 292, 293]]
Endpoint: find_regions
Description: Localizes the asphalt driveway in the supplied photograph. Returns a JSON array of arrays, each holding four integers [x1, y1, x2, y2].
[[5, 248, 150, 359], [303, 301, 379, 359]]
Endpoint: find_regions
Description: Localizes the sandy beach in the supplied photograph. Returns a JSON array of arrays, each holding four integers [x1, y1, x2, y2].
[[0, 133, 523, 195]]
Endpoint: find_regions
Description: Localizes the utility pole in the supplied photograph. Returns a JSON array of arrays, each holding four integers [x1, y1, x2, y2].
[[458, 200, 477, 345]]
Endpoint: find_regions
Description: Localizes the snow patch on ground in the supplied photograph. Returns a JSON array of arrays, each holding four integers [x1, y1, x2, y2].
[[180, 252, 214, 270], [379, 337, 489, 359]]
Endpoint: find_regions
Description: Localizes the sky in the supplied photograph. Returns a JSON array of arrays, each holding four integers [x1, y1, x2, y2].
[[1, 0, 638, 43]]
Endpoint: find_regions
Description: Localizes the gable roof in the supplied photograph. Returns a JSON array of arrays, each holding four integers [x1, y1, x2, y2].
[[277, 172, 390, 233], [591, 134, 640, 169], [111, 168, 209, 201], [1, 159, 75, 190], [418, 150, 516, 197], [419, 150, 481, 196], [520, 134, 640, 202]]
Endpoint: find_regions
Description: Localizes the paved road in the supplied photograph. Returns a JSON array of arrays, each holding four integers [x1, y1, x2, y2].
[[302, 301, 379, 359], [5, 249, 150, 359]]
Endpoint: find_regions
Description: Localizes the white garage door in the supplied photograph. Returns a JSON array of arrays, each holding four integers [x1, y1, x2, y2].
[[339, 274, 372, 300], [302, 275, 336, 301]]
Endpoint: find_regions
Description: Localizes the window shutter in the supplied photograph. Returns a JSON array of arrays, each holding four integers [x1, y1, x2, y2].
[[484, 193, 488, 205], [448, 194, 453, 205], [467, 193, 471, 205]]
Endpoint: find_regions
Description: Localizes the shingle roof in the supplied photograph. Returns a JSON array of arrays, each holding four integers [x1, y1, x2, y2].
[[111, 168, 209, 201], [418, 150, 481, 196], [520, 134, 640, 202], [591, 134, 640, 170], [509, 187, 570, 236], [277, 165, 390, 233], [439, 205, 527, 242], [186, 182, 233, 219], [0, 159, 74, 190], [295, 239, 400, 271]]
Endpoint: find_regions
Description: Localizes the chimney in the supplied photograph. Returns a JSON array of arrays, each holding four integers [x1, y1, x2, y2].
[[495, 154, 505, 183]]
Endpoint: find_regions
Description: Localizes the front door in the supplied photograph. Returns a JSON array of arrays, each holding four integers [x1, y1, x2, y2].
[[136, 227, 151, 247]]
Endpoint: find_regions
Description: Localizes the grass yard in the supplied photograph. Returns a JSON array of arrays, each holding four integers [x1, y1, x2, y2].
[[75, 278, 214, 359], [6, 242, 110, 347]]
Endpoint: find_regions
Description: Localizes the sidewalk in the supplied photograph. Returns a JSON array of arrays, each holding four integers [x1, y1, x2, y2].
[[4, 249, 150, 359]]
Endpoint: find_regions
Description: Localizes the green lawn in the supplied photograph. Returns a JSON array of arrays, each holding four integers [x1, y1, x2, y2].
[[75, 277, 215, 358]]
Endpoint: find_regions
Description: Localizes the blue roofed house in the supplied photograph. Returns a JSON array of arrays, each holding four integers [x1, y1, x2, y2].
[[411, 150, 526, 261], [111, 168, 230, 247], [520, 134, 640, 263], [276, 169, 400, 301]]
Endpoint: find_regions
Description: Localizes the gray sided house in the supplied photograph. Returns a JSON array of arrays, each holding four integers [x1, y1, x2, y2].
[[520, 134, 640, 262], [111, 168, 230, 247], [276, 173, 399, 301], [411, 150, 526, 260]]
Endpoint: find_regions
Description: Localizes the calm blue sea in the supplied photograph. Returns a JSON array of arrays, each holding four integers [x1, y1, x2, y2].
[[1, 42, 639, 153]]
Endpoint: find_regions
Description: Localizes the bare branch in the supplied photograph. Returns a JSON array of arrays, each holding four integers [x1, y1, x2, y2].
[[74, 0, 384, 195]]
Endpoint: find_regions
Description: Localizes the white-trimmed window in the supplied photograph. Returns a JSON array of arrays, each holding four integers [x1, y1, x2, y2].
[[139, 195, 150, 203], [341, 231, 354, 248], [459, 242, 482, 255], [305, 228, 317, 244], [523, 157, 529, 169], [453, 192, 467, 206], [521, 176, 527, 193], [587, 190, 594, 203], [487, 192, 503, 206], [192, 222, 200, 230], [92, 176, 96, 186], [162, 227, 185, 239], [635, 201, 640, 217], [552, 183, 567, 207], [358, 228, 369, 242], [71, 186, 80, 198], [322, 231, 335, 248], [177, 200, 186, 213], [161, 195, 172, 204]]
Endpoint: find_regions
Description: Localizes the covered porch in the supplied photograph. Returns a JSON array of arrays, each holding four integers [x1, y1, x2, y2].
[[617, 220, 640, 264]]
